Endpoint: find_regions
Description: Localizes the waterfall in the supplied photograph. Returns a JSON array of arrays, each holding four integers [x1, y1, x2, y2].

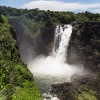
[[53, 25, 72, 62], [28, 24, 75, 77], [52, 25, 63, 55]]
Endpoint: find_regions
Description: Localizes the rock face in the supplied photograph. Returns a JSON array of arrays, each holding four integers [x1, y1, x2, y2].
[[32, 25, 55, 57], [68, 22, 100, 71]]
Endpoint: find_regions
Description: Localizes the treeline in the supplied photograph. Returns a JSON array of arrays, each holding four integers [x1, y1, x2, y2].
[[1, 5, 100, 25]]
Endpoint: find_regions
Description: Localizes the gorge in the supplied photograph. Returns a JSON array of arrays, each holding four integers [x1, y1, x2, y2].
[[17, 24, 86, 99], [0, 6, 100, 100]]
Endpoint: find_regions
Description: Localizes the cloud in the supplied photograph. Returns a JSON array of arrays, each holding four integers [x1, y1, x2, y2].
[[92, 9, 100, 13], [21, 0, 100, 12]]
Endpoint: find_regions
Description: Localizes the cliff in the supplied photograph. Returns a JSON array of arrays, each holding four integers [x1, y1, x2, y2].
[[69, 22, 100, 71], [0, 15, 42, 100]]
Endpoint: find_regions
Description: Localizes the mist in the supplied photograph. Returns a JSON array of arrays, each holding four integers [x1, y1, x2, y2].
[[28, 55, 84, 81]]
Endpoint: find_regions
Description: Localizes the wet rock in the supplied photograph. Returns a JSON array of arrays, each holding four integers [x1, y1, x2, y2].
[[70, 74, 81, 82], [50, 74, 98, 100]]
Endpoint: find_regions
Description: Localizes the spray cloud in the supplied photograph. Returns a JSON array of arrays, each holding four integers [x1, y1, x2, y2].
[[28, 25, 84, 83]]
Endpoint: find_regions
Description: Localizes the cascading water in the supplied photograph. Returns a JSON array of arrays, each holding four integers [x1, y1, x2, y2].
[[28, 24, 84, 100], [52, 25, 63, 56], [54, 25, 72, 62]]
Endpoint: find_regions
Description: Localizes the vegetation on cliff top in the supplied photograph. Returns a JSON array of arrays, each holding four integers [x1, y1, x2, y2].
[[0, 14, 42, 100]]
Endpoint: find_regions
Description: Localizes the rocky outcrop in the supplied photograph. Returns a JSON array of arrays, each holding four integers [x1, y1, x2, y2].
[[51, 74, 98, 100]]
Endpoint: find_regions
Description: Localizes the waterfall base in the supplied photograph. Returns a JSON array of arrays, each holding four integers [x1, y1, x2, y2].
[[27, 24, 86, 100]]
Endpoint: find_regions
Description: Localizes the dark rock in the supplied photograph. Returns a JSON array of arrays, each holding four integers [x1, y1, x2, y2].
[[50, 74, 98, 100], [68, 22, 100, 72], [70, 74, 81, 82]]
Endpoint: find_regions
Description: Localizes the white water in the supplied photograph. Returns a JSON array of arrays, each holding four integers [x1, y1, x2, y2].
[[28, 24, 84, 99], [55, 25, 72, 62], [28, 24, 83, 77]]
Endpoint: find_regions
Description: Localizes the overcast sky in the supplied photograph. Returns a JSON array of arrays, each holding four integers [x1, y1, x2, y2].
[[0, 0, 100, 13]]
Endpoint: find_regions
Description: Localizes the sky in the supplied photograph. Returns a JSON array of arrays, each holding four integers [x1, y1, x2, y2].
[[0, 0, 100, 13]]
